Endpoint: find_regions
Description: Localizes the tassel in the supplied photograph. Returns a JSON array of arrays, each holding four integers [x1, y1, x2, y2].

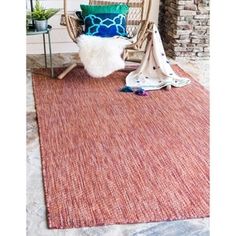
[[134, 88, 148, 96], [120, 86, 134, 93]]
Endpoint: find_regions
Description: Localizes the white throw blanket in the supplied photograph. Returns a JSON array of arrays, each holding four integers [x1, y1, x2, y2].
[[126, 24, 190, 90], [77, 35, 130, 78]]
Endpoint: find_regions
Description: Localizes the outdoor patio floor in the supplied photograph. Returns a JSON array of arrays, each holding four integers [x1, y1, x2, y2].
[[27, 53, 209, 236]]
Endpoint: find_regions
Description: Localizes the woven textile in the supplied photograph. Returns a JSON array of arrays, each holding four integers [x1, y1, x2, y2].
[[32, 65, 209, 229]]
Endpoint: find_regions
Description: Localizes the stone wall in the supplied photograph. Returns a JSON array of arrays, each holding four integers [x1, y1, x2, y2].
[[158, 0, 210, 60]]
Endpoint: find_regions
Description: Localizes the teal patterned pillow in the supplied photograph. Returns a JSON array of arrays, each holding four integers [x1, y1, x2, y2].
[[80, 4, 129, 37]]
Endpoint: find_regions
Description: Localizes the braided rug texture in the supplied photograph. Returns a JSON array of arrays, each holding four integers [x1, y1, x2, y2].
[[32, 65, 209, 229]]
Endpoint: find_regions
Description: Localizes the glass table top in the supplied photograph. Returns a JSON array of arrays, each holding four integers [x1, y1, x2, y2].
[[26, 25, 52, 35]]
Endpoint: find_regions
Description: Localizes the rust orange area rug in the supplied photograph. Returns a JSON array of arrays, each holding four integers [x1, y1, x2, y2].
[[32, 65, 209, 229]]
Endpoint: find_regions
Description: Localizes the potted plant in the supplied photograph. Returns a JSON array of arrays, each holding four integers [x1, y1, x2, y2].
[[30, 0, 59, 31]]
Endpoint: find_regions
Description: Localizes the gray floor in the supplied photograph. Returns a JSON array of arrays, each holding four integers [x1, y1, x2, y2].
[[27, 53, 209, 236]]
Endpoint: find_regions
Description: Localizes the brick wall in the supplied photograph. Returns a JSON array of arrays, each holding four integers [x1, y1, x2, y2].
[[158, 0, 210, 60]]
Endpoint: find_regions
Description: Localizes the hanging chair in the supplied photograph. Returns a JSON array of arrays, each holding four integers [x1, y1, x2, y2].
[[58, 0, 153, 79]]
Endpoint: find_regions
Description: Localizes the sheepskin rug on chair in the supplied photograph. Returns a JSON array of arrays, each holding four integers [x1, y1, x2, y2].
[[77, 35, 131, 78]]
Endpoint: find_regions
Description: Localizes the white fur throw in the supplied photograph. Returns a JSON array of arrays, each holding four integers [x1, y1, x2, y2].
[[77, 35, 131, 78]]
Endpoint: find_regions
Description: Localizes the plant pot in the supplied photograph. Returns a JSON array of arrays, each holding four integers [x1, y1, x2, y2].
[[35, 20, 48, 31]]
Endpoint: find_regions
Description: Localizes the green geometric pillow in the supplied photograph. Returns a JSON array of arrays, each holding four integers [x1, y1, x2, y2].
[[80, 4, 129, 37]]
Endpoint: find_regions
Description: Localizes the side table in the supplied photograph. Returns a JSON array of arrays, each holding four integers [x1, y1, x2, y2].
[[27, 25, 54, 78]]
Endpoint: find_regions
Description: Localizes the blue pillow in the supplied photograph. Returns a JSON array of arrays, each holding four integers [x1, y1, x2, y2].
[[80, 4, 129, 37], [84, 13, 127, 37]]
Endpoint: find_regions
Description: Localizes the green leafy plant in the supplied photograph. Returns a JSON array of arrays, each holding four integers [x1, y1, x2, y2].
[[30, 0, 59, 20]]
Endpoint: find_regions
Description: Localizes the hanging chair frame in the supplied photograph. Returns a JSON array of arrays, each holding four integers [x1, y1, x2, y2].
[[58, 0, 153, 79]]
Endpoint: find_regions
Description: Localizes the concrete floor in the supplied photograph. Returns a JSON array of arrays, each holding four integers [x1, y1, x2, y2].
[[27, 53, 209, 236]]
